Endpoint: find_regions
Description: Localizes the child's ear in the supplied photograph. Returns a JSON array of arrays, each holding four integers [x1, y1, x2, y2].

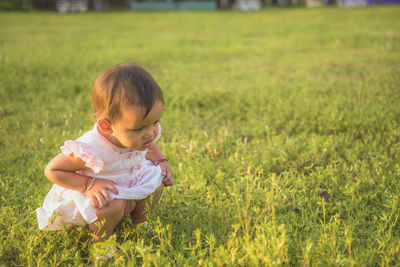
[[97, 119, 113, 134]]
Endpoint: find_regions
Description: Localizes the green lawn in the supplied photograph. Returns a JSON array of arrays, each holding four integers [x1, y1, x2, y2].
[[0, 6, 399, 265]]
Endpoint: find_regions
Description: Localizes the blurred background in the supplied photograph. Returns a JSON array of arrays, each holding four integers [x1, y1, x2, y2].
[[1, 0, 400, 12]]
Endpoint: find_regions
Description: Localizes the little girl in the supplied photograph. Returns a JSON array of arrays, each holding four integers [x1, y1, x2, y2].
[[36, 64, 173, 241]]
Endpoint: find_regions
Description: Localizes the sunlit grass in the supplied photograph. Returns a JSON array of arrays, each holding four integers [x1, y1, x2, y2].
[[0, 6, 399, 265]]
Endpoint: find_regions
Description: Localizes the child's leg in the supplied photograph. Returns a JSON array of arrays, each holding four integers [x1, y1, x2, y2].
[[89, 198, 125, 242], [130, 183, 164, 225]]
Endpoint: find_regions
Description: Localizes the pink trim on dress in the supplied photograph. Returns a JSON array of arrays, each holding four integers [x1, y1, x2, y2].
[[116, 173, 143, 187], [103, 150, 144, 165], [100, 164, 143, 177], [61, 141, 104, 173]]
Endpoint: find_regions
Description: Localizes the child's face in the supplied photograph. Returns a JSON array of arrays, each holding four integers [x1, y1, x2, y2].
[[108, 101, 163, 151]]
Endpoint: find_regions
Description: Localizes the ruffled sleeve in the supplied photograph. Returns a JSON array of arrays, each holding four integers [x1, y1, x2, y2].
[[60, 141, 104, 173], [153, 124, 162, 142]]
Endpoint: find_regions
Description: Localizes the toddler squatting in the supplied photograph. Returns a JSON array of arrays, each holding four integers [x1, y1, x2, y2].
[[36, 64, 173, 241]]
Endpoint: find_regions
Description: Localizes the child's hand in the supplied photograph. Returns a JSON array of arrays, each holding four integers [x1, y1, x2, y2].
[[85, 178, 119, 209], [159, 161, 174, 186]]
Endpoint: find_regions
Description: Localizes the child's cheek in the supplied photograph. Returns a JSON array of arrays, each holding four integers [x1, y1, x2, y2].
[[126, 135, 140, 148]]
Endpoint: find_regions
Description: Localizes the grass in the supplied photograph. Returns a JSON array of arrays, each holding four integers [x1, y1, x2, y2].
[[0, 6, 399, 266]]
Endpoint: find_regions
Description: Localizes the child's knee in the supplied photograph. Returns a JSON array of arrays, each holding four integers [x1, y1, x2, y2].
[[95, 199, 125, 219], [129, 200, 137, 213]]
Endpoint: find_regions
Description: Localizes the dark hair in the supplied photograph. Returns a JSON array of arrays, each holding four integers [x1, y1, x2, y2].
[[92, 64, 163, 122]]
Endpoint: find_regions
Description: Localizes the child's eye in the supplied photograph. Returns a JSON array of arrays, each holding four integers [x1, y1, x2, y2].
[[131, 120, 159, 132]]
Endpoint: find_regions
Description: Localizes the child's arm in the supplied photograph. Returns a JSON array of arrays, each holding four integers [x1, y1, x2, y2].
[[44, 153, 119, 209], [146, 142, 174, 186]]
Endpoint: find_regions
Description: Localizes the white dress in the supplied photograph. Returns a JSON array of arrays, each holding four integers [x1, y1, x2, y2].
[[36, 124, 163, 230]]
